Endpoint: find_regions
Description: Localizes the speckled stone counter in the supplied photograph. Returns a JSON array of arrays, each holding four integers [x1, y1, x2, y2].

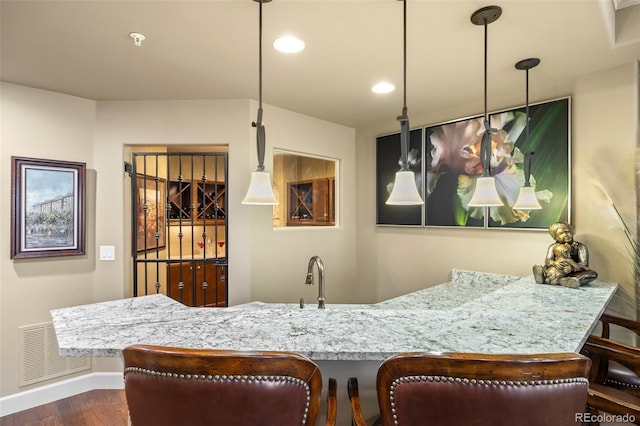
[[50, 270, 616, 360]]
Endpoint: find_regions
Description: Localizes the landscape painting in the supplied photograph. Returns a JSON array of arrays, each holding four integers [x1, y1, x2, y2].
[[11, 157, 85, 258]]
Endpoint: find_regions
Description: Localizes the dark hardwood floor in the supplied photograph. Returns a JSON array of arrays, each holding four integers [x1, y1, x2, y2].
[[0, 389, 128, 426], [0, 388, 628, 426]]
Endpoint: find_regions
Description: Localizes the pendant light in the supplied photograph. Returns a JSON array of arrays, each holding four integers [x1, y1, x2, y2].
[[242, 0, 279, 205], [467, 5, 503, 207], [512, 57, 543, 210], [386, 0, 423, 205]]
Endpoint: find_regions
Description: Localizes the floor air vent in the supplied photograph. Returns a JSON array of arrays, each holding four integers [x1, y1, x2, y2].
[[19, 322, 90, 386]]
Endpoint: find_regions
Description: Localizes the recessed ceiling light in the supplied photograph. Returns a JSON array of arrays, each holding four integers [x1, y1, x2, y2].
[[273, 36, 305, 53], [371, 82, 395, 94]]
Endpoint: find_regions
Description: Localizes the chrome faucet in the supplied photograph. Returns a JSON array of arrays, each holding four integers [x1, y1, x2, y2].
[[305, 256, 326, 309]]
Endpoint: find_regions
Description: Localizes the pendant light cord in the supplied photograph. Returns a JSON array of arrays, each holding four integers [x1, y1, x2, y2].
[[479, 17, 492, 177], [258, 0, 263, 114], [253, 0, 265, 171], [514, 57, 540, 187], [483, 20, 488, 125], [397, 0, 409, 171], [402, 0, 407, 114], [525, 68, 529, 146], [523, 67, 532, 185]]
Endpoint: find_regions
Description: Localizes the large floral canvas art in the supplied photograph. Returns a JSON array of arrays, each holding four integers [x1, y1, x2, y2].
[[425, 97, 570, 229], [375, 97, 570, 229]]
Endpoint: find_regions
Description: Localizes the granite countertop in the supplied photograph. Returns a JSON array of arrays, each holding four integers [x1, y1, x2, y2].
[[50, 270, 617, 361]]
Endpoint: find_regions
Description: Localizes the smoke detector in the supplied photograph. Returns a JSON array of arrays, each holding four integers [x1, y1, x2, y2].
[[129, 32, 146, 47]]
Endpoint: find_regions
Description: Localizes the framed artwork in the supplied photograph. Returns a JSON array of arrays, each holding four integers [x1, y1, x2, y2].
[[376, 129, 424, 226], [136, 174, 166, 251], [11, 156, 86, 259], [425, 97, 570, 230]]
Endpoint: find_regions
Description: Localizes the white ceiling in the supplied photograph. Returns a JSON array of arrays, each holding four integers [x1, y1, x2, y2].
[[1, 0, 639, 129]]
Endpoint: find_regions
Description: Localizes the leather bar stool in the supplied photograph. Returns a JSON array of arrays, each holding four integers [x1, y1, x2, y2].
[[123, 344, 337, 426], [349, 352, 591, 426]]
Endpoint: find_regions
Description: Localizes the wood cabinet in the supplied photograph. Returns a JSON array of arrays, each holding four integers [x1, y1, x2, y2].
[[167, 261, 227, 307], [167, 180, 226, 224], [287, 178, 335, 226]]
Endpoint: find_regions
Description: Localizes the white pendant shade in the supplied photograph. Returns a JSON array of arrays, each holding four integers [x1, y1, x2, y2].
[[512, 185, 542, 210], [468, 176, 503, 207], [242, 171, 278, 205], [386, 170, 423, 205]]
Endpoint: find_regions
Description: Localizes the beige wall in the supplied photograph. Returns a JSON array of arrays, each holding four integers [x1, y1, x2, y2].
[[247, 102, 357, 305], [0, 89, 356, 397], [1, 83, 97, 396], [573, 62, 639, 318], [95, 101, 249, 306], [355, 62, 638, 315]]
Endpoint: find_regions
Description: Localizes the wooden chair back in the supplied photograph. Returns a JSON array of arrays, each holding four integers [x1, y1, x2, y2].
[[582, 335, 640, 424], [374, 352, 591, 426], [123, 344, 335, 426], [592, 314, 640, 396]]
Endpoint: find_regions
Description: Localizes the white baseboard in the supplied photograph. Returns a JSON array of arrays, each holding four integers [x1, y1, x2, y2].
[[0, 372, 124, 417]]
